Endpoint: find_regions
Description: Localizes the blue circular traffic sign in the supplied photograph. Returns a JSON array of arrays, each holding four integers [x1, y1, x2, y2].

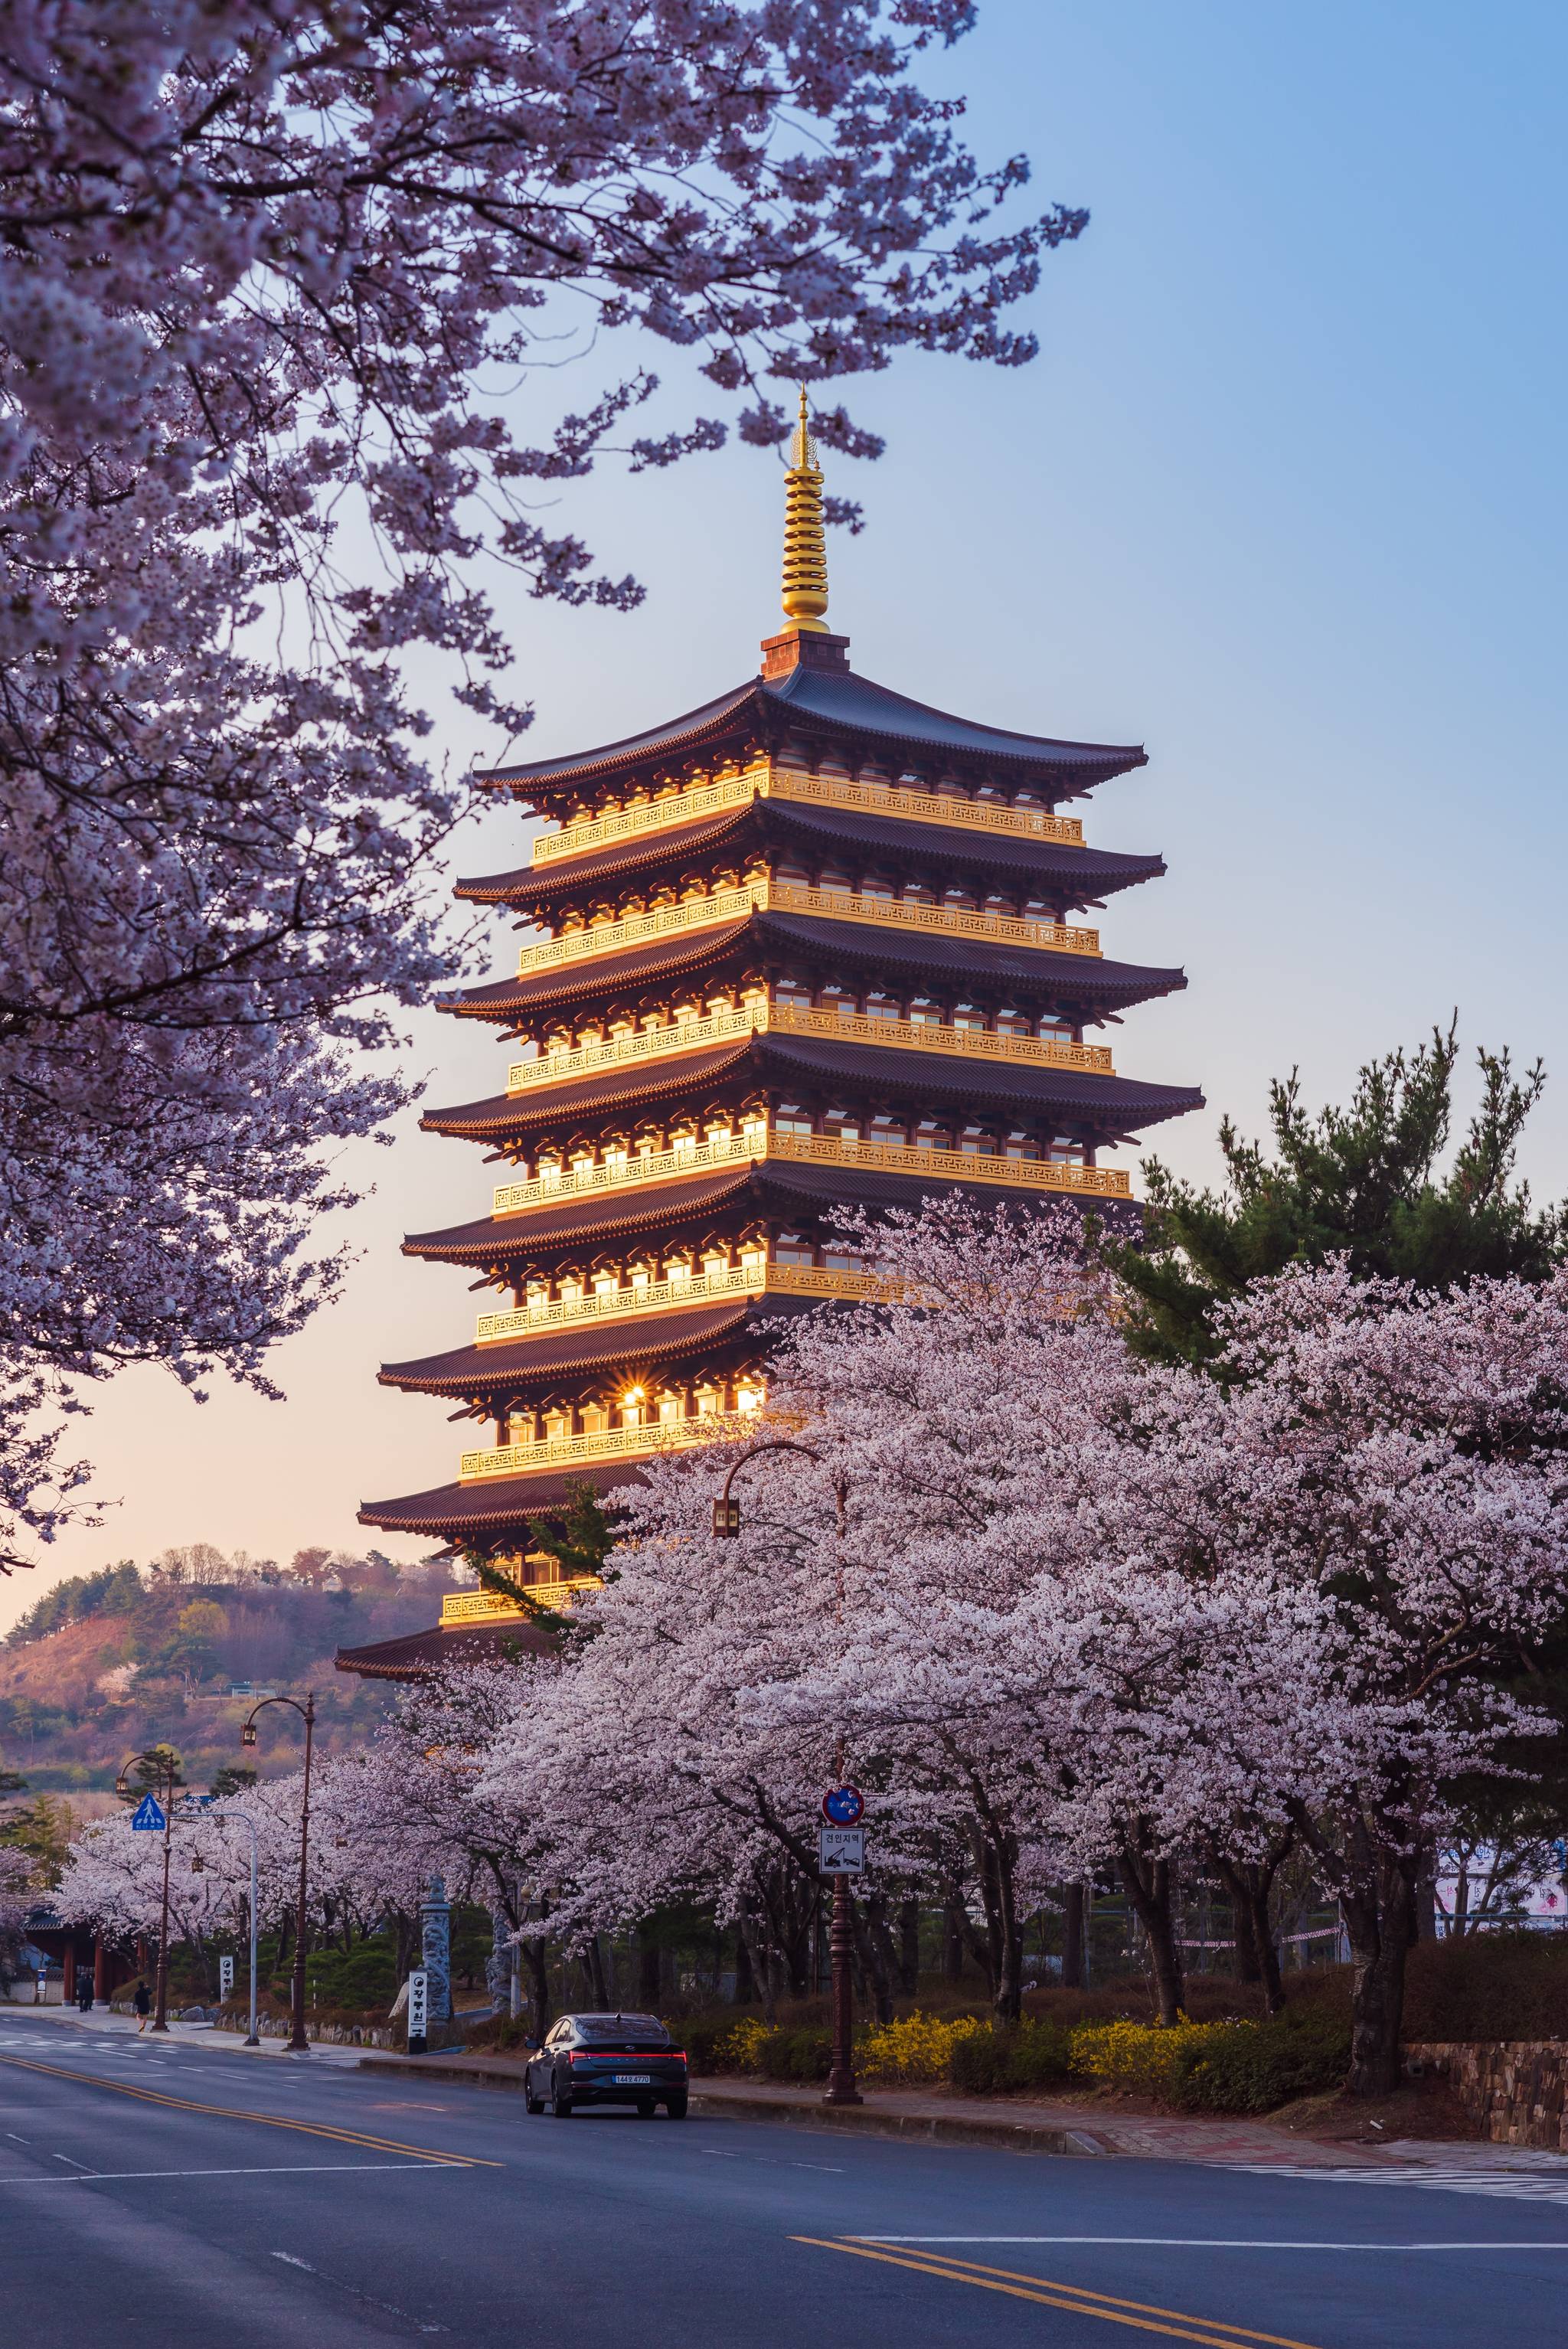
[[822, 1785, 864, 1825]]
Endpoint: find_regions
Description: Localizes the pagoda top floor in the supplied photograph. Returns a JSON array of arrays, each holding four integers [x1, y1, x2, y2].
[[475, 627, 1146, 821]]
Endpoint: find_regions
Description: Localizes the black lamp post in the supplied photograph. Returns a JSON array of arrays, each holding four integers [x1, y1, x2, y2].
[[713, 1439, 863, 2108], [115, 1749, 181, 2034], [241, 1692, 316, 2054]]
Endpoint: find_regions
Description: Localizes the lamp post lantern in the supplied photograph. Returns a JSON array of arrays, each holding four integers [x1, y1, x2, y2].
[[241, 1691, 317, 2053], [712, 1438, 863, 2108]]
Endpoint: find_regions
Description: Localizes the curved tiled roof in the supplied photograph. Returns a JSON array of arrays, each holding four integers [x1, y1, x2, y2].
[[478, 663, 1145, 796], [404, 1167, 758, 1261], [379, 1295, 779, 1397], [421, 1040, 755, 1140], [447, 916, 752, 1020], [334, 1617, 555, 1680], [358, 1462, 649, 1537], [459, 801, 1165, 910]]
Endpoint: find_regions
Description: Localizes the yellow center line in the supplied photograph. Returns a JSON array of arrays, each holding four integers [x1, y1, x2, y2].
[[790, 2240, 1325, 2349], [0, 2052, 498, 2168], [854, 2247, 1325, 2349]]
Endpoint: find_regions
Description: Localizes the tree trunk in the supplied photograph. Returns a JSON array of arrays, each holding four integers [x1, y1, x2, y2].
[[733, 1924, 756, 2005], [1060, 1883, 1086, 1989], [970, 1825, 1024, 2022], [637, 1918, 662, 2010], [942, 1893, 965, 1982], [1117, 1844, 1185, 2027], [524, 1939, 552, 2044], [898, 1899, 921, 1997], [585, 1935, 609, 2008], [1212, 1854, 1287, 2015], [1343, 1859, 1412, 2099]]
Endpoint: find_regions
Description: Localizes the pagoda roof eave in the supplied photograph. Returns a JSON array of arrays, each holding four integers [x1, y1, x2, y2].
[[358, 1462, 650, 1539], [456, 802, 1166, 910], [379, 1294, 812, 1397], [444, 912, 1188, 1025], [334, 1617, 555, 1681], [475, 666, 1146, 801], [404, 1157, 1143, 1271], [421, 1034, 1201, 1148]]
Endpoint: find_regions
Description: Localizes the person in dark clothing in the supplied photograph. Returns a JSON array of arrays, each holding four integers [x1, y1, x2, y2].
[[132, 1981, 151, 2031], [77, 1977, 93, 2013]]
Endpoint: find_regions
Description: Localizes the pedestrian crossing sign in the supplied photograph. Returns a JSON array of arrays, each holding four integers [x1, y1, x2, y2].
[[130, 1795, 165, 1831]]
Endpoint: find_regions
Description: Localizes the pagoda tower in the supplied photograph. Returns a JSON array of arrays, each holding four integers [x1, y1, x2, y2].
[[359, 399, 1203, 1591]]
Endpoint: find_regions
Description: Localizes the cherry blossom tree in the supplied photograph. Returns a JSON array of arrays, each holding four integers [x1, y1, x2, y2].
[[0, 1, 1081, 1560]]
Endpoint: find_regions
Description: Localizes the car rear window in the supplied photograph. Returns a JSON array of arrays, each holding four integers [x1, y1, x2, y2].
[[573, 2015, 670, 2046]]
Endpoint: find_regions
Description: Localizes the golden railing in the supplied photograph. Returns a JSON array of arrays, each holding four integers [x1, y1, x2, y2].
[[439, 1582, 599, 1622], [528, 764, 1086, 865], [505, 998, 1114, 1094], [475, 1261, 883, 1344], [514, 877, 1099, 977], [460, 1416, 729, 1482], [492, 1129, 1129, 1216]]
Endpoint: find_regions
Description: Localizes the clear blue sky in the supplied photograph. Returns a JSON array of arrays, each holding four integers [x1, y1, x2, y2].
[[6, 0, 1563, 1628]]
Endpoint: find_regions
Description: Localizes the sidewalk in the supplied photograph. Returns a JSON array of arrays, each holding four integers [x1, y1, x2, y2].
[[348, 2047, 1418, 2168], [0, 2001, 363, 2063]]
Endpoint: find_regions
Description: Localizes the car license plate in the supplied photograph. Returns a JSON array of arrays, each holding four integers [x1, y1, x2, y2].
[[616, 2073, 652, 2084]]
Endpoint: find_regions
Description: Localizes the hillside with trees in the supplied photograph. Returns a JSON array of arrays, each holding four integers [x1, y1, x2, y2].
[[0, 1545, 454, 1795]]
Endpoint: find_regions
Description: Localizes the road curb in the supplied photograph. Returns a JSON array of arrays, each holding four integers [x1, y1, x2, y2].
[[352, 2053, 1109, 2155]]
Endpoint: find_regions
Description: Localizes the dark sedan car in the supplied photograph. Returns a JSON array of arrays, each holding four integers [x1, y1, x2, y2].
[[524, 2011, 689, 2119]]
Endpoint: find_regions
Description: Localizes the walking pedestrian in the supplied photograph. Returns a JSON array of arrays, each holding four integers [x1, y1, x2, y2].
[[132, 1980, 151, 2032], [77, 1975, 93, 2014]]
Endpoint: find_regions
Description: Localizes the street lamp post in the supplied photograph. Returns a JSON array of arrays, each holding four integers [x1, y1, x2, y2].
[[241, 1692, 316, 2053], [115, 1749, 181, 2034], [713, 1439, 863, 2108]]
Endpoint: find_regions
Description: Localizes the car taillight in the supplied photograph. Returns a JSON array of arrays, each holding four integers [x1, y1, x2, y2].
[[668, 2051, 688, 2064]]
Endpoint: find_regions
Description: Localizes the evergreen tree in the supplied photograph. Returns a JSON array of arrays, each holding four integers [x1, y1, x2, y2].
[[1112, 1023, 1565, 1366]]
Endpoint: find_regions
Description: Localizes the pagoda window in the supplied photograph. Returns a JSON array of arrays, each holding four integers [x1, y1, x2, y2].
[[818, 983, 858, 1018], [671, 1126, 699, 1160], [959, 1125, 998, 1156], [735, 1379, 766, 1416], [773, 978, 812, 1008], [772, 1234, 815, 1266], [774, 854, 812, 886], [822, 1110, 861, 1143], [869, 1115, 907, 1148], [741, 1109, 769, 1151], [975, 782, 1006, 803], [544, 1409, 571, 1444], [557, 1277, 584, 1306], [913, 1120, 951, 1151], [671, 995, 702, 1024], [694, 1382, 723, 1417], [592, 1269, 621, 1297], [619, 1393, 645, 1430], [859, 874, 895, 902], [952, 1002, 988, 1032], [864, 991, 901, 1021], [603, 1141, 630, 1177], [740, 1240, 768, 1279], [817, 865, 854, 894], [537, 1153, 564, 1188], [665, 1251, 694, 1285], [822, 1244, 872, 1272], [568, 1146, 596, 1178], [701, 1246, 731, 1278], [900, 880, 936, 906], [633, 1125, 663, 1158], [658, 1392, 684, 1425], [544, 1028, 572, 1059], [984, 892, 1018, 918], [1047, 1135, 1086, 1165], [906, 996, 942, 1025], [994, 1007, 1031, 1037], [773, 1104, 815, 1136], [942, 885, 978, 910], [1037, 1013, 1077, 1043], [580, 1402, 609, 1436], [1003, 1130, 1040, 1161], [627, 1259, 655, 1292], [525, 1282, 550, 1318]]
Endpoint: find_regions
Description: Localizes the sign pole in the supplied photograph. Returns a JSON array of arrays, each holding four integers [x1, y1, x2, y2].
[[152, 1758, 175, 2034], [407, 1968, 430, 2057]]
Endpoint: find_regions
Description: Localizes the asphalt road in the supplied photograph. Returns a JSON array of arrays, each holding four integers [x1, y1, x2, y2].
[[3, 2011, 1567, 2347]]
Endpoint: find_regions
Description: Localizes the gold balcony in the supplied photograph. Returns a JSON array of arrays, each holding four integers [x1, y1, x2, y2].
[[439, 1582, 599, 1623], [514, 877, 1099, 977], [475, 1261, 886, 1345], [505, 998, 1115, 1094], [459, 1415, 735, 1482], [528, 763, 1086, 866]]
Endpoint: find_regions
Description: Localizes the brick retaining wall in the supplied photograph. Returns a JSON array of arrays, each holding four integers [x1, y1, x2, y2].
[[1405, 2041, 1568, 2151]]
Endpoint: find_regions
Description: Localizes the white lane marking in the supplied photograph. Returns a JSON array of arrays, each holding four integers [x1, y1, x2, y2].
[[0, 2161, 462, 2185], [271, 2246, 446, 2331], [855, 2236, 1568, 2251], [52, 2153, 92, 2169], [273, 2253, 315, 2270], [5, 2132, 29, 2142], [701, 2147, 843, 2173], [1226, 2164, 1568, 2206]]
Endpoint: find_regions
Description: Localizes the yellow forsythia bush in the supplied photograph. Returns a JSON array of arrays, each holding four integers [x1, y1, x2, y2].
[[1070, 2017, 1236, 2095], [717, 2017, 773, 2072], [859, 2011, 988, 2083]]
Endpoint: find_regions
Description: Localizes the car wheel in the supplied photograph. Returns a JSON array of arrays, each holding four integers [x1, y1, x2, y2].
[[551, 2086, 573, 2118], [665, 2093, 689, 2119], [524, 2076, 544, 2115], [635, 2098, 656, 2119]]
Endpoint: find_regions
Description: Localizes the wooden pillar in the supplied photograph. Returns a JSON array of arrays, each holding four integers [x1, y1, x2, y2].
[[62, 1944, 76, 2001]]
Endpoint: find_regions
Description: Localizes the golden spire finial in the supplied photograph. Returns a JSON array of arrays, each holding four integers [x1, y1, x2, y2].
[[779, 384, 829, 632]]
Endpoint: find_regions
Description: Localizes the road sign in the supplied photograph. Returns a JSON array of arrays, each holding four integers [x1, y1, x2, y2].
[[818, 1826, 865, 1875], [129, 1795, 165, 1832], [407, 1968, 430, 2055], [822, 1785, 864, 1826], [219, 1955, 234, 1999]]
